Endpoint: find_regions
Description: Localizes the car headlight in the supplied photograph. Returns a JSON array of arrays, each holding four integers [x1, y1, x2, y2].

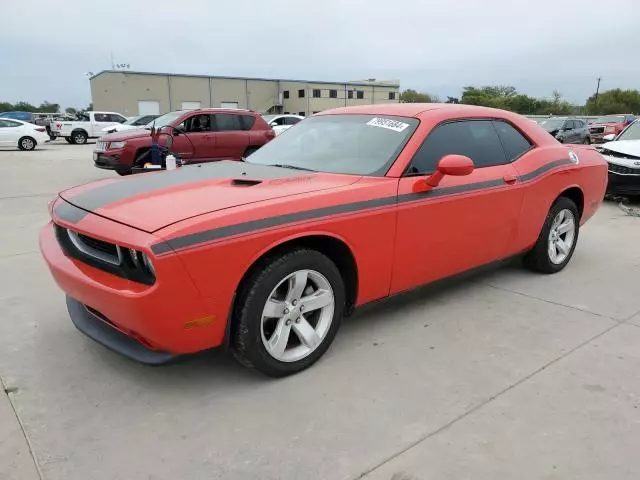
[[605, 126, 615, 133], [125, 248, 155, 278], [109, 141, 126, 149]]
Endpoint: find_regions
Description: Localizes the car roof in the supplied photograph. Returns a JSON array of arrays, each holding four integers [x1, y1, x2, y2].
[[318, 103, 532, 120], [0, 117, 26, 124]]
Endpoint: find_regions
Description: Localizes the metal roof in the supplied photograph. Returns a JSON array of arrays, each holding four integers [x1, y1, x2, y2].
[[89, 70, 400, 88]]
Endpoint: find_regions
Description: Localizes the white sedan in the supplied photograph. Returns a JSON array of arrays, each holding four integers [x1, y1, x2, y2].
[[262, 114, 304, 136], [0, 118, 51, 150], [101, 114, 160, 134]]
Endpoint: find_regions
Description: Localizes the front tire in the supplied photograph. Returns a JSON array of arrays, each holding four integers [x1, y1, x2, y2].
[[18, 137, 36, 151], [71, 130, 87, 145], [232, 249, 345, 377], [524, 197, 579, 274]]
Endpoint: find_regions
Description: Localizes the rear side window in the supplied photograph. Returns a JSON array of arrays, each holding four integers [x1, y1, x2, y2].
[[284, 117, 301, 126], [215, 114, 243, 131], [0, 119, 20, 127], [94, 113, 110, 122], [240, 115, 256, 130], [493, 120, 532, 161], [408, 120, 507, 174]]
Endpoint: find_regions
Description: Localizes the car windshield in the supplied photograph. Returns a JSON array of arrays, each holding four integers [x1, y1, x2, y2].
[[538, 119, 565, 131], [616, 121, 640, 141], [592, 116, 625, 124], [145, 111, 184, 128], [245, 114, 419, 176], [123, 116, 143, 126]]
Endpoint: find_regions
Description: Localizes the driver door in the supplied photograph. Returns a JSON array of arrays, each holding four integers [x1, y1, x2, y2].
[[391, 119, 526, 294], [173, 113, 216, 162]]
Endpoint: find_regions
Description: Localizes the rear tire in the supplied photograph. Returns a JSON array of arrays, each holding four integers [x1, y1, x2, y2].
[[583, 137, 591, 144], [71, 130, 87, 145], [18, 137, 36, 151], [524, 197, 579, 274], [232, 249, 345, 377]]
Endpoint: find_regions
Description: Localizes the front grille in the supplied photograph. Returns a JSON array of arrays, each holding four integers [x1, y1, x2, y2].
[[608, 162, 640, 176], [95, 141, 108, 151], [589, 127, 605, 134]]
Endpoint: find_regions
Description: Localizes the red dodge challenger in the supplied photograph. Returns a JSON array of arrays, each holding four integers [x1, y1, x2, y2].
[[40, 104, 608, 376]]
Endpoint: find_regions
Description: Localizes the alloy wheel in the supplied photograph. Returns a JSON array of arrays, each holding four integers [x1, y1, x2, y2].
[[260, 269, 335, 362], [548, 208, 576, 264]]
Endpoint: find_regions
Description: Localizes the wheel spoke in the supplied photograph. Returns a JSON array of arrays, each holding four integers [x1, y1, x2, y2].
[[556, 239, 570, 255], [557, 219, 574, 235], [286, 271, 308, 302], [548, 241, 557, 260], [267, 318, 292, 357], [263, 298, 286, 318], [292, 316, 321, 349], [301, 289, 332, 313]]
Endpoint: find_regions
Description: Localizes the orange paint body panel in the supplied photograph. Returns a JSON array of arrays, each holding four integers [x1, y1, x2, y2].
[[39, 104, 608, 359]]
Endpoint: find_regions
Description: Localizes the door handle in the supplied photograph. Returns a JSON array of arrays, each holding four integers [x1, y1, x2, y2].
[[503, 174, 517, 184]]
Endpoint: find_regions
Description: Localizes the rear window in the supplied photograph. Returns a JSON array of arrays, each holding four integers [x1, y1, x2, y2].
[[240, 115, 256, 130], [493, 121, 532, 161]]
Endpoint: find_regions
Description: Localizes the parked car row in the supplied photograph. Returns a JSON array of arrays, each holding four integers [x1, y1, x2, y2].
[[596, 118, 640, 196]]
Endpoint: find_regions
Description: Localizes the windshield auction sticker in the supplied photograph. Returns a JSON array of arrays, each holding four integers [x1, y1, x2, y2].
[[366, 117, 410, 132]]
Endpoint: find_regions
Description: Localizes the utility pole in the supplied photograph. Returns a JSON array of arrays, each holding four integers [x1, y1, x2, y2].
[[594, 77, 601, 108]]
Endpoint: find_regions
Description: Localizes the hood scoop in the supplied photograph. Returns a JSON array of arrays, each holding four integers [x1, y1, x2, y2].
[[231, 178, 262, 186]]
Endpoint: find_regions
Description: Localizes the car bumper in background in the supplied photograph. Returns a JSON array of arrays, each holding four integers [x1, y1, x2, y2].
[[607, 172, 640, 195], [93, 152, 121, 170]]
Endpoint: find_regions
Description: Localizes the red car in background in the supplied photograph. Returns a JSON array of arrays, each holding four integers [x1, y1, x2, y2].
[[588, 114, 636, 143], [41, 104, 607, 377], [94, 109, 275, 175]]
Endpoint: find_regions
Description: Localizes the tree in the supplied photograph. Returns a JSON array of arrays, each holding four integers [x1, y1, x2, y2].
[[86, 103, 94, 111], [65, 107, 77, 115], [400, 89, 439, 103], [0, 102, 13, 112], [445, 96, 459, 104], [584, 89, 640, 115], [12, 101, 37, 112], [38, 101, 60, 113]]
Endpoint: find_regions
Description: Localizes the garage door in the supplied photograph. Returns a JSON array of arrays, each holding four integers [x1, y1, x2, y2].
[[138, 101, 160, 115], [220, 102, 239, 109], [181, 101, 201, 110]]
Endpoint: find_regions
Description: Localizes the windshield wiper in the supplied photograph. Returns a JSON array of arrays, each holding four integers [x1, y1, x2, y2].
[[268, 163, 317, 172]]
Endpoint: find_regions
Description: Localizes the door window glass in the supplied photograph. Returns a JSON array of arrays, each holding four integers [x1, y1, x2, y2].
[[408, 120, 507, 174], [215, 114, 243, 131], [183, 114, 212, 132]]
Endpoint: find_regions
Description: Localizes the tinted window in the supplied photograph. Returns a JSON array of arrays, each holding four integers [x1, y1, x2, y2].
[[313, 89, 321, 98], [240, 115, 256, 130], [283, 90, 290, 99], [93, 113, 110, 122], [567, 120, 576, 129], [493, 121, 532, 161], [574, 120, 584, 128], [284, 117, 301, 126], [298, 89, 305, 98], [182, 114, 213, 132], [109, 114, 127, 123], [357, 91, 364, 99], [329, 90, 337, 98], [409, 120, 507, 174], [0, 119, 20, 127], [215, 114, 243, 131]]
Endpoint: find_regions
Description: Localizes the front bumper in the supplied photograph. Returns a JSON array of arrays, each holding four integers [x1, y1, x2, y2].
[[607, 172, 640, 195], [66, 296, 178, 364], [39, 218, 227, 361]]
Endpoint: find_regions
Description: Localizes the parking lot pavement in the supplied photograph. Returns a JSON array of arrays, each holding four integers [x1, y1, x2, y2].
[[1, 143, 639, 480]]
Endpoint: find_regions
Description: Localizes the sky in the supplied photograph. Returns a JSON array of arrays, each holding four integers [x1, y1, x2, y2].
[[1, 0, 639, 109]]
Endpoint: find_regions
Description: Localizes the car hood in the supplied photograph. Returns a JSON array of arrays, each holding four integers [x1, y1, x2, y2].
[[101, 128, 153, 141], [59, 161, 360, 232], [600, 140, 640, 158]]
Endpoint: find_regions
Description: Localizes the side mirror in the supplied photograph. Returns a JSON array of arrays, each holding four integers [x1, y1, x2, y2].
[[270, 122, 278, 127], [602, 133, 615, 142], [172, 126, 183, 135], [425, 155, 474, 188]]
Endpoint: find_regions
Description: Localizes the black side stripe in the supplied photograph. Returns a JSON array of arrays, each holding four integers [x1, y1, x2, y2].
[[151, 158, 573, 255], [54, 200, 88, 224]]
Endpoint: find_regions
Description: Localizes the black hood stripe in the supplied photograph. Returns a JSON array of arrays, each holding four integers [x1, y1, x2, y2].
[[151, 159, 573, 255], [64, 161, 308, 216]]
